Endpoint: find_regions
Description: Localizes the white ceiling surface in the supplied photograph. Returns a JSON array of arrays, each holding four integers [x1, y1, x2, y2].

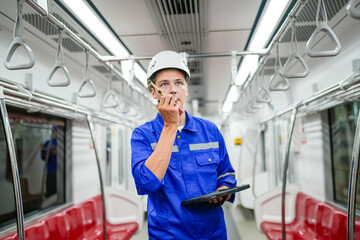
[[90, 0, 262, 117]]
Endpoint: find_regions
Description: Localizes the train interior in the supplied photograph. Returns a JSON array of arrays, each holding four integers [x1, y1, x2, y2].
[[1, 0, 360, 239]]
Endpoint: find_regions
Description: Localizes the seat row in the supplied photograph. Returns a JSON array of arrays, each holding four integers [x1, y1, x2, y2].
[[260, 192, 360, 240], [2, 195, 138, 240]]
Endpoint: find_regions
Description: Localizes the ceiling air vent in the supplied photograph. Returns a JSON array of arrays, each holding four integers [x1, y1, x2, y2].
[[281, 25, 316, 43], [160, 0, 199, 15], [146, 0, 208, 53], [51, 13, 79, 34], [23, 12, 78, 36], [280, 0, 348, 43], [297, 0, 348, 23], [51, 37, 83, 53], [23, 13, 58, 35]]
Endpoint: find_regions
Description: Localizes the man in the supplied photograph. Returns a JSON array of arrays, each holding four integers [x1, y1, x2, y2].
[[41, 137, 57, 197], [131, 51, 237, 239]]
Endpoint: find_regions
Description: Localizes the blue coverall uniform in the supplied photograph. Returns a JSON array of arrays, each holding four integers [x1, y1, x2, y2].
[[131, 111, 237, 240]]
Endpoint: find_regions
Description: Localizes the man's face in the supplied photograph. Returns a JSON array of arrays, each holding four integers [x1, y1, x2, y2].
[[151, 69, 189, 110]]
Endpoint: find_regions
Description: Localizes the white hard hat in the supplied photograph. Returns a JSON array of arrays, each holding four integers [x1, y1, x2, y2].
[[147, 51, 190, 79]]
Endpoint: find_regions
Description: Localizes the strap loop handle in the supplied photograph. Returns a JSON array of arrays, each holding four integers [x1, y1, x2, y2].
[[47, 29, 71, 87], [283, 18, 309, 78], [78, 51, 96, 98], [306, 0, 341, 57], [269, 44, 290, 91], [103, 74, 119, 108], [4, 0, 36, 70]]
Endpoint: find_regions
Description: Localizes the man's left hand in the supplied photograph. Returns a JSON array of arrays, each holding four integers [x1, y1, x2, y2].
[[208, 185, 231, 204]]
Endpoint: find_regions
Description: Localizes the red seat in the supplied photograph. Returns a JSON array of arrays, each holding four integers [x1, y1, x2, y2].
[[80, 200, 97, 231], [316, 203, 333, 239], [46, 212, 70, 240], [331, 211, 347, 240], [1, 195, 139, 240], [260, 192, 360, 240], [25, 221, 50, 240], [64, 206, 84, 239]]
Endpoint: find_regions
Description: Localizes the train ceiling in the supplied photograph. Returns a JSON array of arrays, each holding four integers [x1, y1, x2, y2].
[[0, 0, 351, 122], [88, 0, 264, 118]]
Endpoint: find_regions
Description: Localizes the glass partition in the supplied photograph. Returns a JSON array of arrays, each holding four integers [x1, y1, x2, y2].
[[0, 106, 66, 229], [329, 101, 360, 208]]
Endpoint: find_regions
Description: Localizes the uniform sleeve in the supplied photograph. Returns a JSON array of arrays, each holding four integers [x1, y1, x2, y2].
[[131, 128, 163, 195], [216, 128, 237, 202]]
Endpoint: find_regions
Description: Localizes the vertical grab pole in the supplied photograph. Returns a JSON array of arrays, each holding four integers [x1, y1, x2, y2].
[[281, 106, 299, 240], [252, 128, 262, 199], [86, 115, 107, 240], [347, 110, 360, 240], [0, 87, 25, 240]]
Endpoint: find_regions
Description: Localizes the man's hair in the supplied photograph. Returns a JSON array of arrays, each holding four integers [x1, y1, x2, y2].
[[147, 68, 190, 92]]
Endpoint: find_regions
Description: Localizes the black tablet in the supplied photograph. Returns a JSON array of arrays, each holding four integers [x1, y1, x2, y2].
[[181, 184, 250, 206]]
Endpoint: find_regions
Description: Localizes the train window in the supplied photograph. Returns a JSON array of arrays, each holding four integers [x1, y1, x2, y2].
[[329, 102, 360, 207], [118, 129, 124, 185], [0, 115, 16, 228], [105, 127, 112, 186], [0, 106, 65, 229]]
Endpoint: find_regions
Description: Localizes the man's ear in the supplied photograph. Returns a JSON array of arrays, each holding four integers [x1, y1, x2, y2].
[[151, 88, 156, 99]]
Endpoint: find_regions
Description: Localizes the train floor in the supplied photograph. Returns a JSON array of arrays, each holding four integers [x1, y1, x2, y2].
[[131, 203, 267, 240]]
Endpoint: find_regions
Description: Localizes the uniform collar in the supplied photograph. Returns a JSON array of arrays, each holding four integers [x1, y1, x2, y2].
[[153, 111, 198, 133]]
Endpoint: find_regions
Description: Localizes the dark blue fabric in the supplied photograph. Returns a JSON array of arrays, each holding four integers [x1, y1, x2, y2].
[[131, 111, 237, 240], [41, 138, 57, 173]]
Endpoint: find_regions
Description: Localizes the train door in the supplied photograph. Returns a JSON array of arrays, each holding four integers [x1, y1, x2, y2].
[[271, 118, 296, 188], [111, 125, 128, 191]]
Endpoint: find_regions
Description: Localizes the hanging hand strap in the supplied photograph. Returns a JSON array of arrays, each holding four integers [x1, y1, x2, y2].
[[103, 74, 119, 108], [4, 0, 36, 70], [283, 18, 309, 78], [347, 0, 360, 19], [47, 29, 71, 87], [269, 44, 290, 91], [231, 51, 237, 85], [250, 77, 264, 109], [128, 56, 135, 87], [78, 50, 96, 98], [256, 67, 272, 103], [306, 0, 341, 57]]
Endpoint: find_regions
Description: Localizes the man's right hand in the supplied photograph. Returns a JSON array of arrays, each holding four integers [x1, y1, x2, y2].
[[156, 94, 180, 127]]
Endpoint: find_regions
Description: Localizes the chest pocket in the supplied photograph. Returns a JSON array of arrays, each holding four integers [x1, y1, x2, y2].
[[194, 150, 220, 193]]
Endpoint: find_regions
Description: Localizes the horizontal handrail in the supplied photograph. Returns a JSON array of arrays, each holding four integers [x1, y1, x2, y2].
[[0, 77, 141, 127], [261, 72, 360, 124], [101, 50, 269, 62]]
